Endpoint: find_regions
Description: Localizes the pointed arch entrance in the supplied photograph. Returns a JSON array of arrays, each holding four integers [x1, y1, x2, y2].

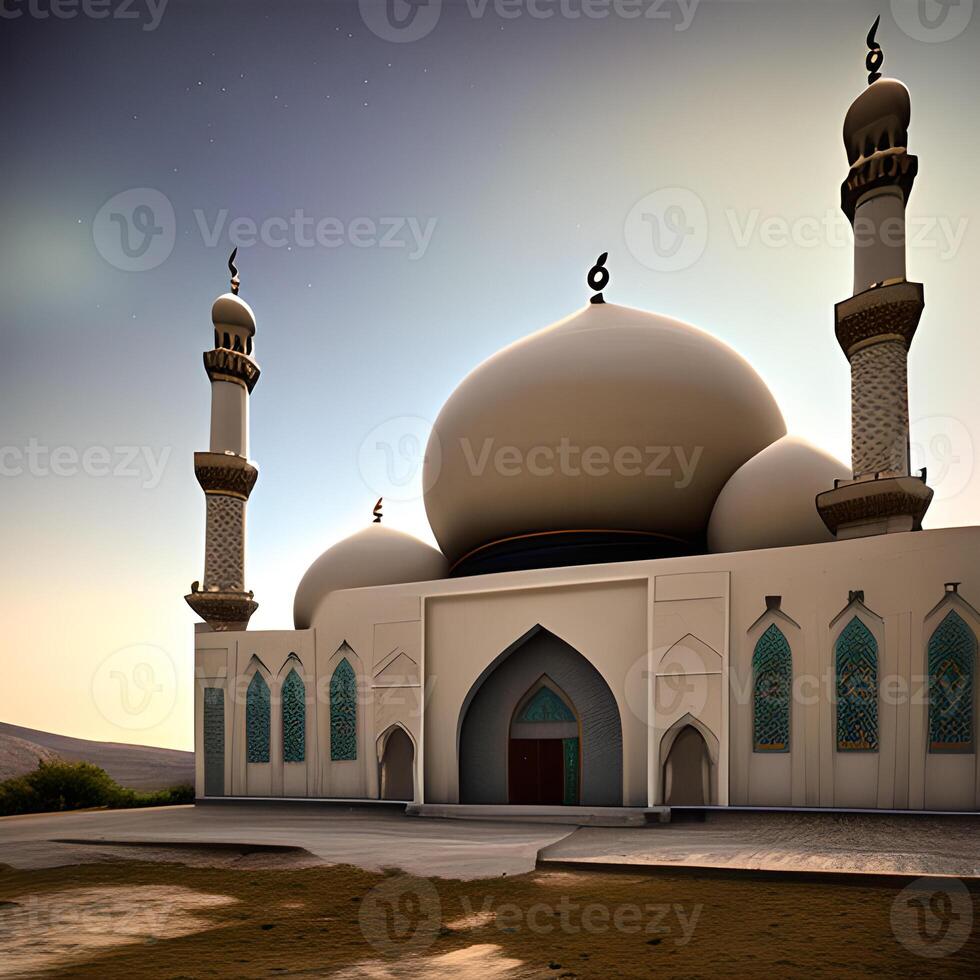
[[458, 625, 623, 805], [661, 718, 715, 805], [378, 725, 415, 801]]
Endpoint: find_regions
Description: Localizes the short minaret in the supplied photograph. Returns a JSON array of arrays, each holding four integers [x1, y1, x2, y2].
[[817, 20, 933, 539], [185, 250, 260, 630]]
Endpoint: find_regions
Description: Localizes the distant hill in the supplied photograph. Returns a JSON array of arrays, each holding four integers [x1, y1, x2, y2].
[[0, 722, 193, 791]]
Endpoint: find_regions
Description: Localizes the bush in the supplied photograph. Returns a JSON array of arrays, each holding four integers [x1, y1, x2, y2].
[[0, 759, 194, 817]]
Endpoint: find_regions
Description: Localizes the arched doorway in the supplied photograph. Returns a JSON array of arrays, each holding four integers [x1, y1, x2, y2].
[[458, 625, 622, 805], [379, 726, 415, 801], [508, 680, 579, 805], [662, 725, 710, 805]]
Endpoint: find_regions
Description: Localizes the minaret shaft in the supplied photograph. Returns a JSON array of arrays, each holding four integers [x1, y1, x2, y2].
[[849, 337, 909, 478]]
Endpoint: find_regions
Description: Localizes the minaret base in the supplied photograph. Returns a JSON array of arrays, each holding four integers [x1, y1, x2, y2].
[[816, 474, 933, 540], [185, 590, 258, 632]]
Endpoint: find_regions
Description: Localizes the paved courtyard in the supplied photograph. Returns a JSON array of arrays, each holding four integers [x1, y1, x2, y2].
[[2, 804, 978, 880]]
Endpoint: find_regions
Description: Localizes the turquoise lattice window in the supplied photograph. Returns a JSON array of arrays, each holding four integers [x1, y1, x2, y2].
[[519, 686, 575, 723], [836, 618, 878, 752], [753, 624, 791, 752], [246, 672, 270, 763], [330, 658, 357, 761], [928, 611, 976, 752], [282, 668, 306, 763]]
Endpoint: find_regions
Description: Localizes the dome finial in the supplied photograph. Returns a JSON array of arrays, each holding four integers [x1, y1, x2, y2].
[[373, 497, 383, 523], [866, 15, 884, 85], [588, 252, 609, 305], [228, 247, 241, 295]]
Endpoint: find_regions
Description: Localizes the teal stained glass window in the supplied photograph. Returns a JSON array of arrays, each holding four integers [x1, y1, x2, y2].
[[562, 737, 579, 805], [330, 658, 357, 761], [246, 672, 270, 763], [282, 668, 306, 763], [753, 624, 792, 752], [928, 611, 976, 752], [836, 618, 878, 752], [519, 686, 575, 723]]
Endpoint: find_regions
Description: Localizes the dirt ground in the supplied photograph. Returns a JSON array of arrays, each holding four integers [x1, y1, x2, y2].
[[1, 858, 977, 979]]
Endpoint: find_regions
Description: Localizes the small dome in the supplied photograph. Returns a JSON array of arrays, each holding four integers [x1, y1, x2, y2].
[[707, 435, 850, 554], [293, 524, 447, 629], [212, 292, 256, 336], [423, 302, 785, 568]]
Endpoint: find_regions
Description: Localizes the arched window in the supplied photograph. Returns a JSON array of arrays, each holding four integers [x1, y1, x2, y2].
[[282, 668, 306, 763], [518, 685, 575, 723], [928, 611, 976, 752], [330, 658, 357, 761], [753, 624, 791, 752], [246, 672, 270, 763], [836, 617, 878, 751]]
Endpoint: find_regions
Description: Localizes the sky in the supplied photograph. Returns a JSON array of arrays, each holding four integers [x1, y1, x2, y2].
[[1, 0, 979, 751]]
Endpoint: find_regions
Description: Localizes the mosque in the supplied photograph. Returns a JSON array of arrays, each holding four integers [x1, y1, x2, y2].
[[185, 26, 979, 813]]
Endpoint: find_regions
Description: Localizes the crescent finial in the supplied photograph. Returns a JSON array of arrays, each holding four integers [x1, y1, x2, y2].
[[228, 247, 240, 295], [588, 252, 609, 305], [866, 15, 884, 85], [373, 498, 383, 523]]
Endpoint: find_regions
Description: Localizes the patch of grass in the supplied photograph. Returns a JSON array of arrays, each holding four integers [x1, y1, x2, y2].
[[0, 760, 193, 816]]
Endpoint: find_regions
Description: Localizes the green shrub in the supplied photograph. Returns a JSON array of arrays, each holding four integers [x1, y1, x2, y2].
[[0, 759, 194, 817]]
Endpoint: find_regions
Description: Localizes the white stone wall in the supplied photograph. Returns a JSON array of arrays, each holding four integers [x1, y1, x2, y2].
[[194, 526, 980, 811]]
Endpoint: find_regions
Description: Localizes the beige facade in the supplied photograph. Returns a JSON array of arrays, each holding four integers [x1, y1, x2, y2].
[[194, 526, 980, 811]]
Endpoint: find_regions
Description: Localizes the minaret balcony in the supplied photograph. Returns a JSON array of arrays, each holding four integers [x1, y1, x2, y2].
[[184, 588, 258, 632], [193, 451, 258, 501], [834, 280, 924, 357], [203, 347, 261, 393]]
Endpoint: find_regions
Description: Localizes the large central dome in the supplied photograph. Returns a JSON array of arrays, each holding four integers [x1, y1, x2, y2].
[[423, 303, 786, 573]]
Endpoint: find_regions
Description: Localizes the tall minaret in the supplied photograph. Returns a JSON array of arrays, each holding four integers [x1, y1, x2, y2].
[[185, 250, 260, 630], [817, 19, 933, 539]]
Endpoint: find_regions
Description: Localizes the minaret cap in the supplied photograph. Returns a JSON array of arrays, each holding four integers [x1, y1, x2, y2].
[[212, 248, 256, 336], [842, 19, 911, 167]]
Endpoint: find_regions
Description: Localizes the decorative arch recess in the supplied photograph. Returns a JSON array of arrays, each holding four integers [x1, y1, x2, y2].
[[835, 617, 879, 752], [928, 610, 976, 753], [246, 671, 270, 763], [753, 624, 792, 752], [330, 658, 358, 761]]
